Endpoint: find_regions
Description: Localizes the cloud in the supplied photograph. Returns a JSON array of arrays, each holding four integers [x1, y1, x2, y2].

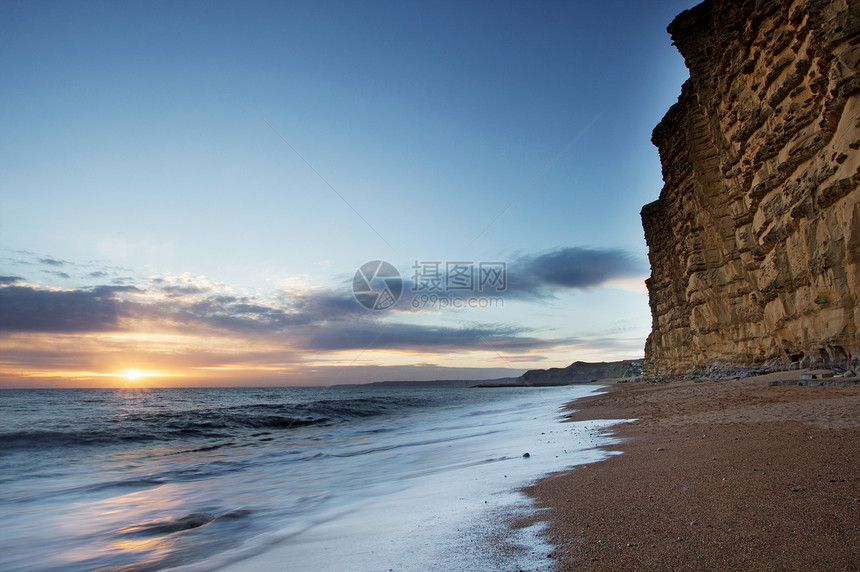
[[133, 284, 548, 353], [1, 248, 645, 340], [506, 247, 647, 297], [0, 274, 564, 356], [0, 285, 127, 332], [388, 247, 646, 302], [159, 284, 207, 297], [285, 288, 368, 321], [0, 255, 649, 386], [2, 252, 142, 287], [44, 270, 72, 279], [297, 321, 560, 352], [37, 257, 69, 267]]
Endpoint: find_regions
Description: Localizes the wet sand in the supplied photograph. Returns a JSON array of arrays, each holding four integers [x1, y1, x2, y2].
[[525, 371, 860, 571]]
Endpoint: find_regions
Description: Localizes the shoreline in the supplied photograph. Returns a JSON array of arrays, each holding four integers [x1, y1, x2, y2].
[[525, 371, 860, 570], [205, 385, 613, 572]]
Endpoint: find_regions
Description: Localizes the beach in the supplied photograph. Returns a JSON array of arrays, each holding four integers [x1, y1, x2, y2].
[[527, 371, 860, 570]]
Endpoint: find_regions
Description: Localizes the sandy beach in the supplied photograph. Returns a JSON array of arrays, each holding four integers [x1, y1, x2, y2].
[[526, 371, 860, 571]]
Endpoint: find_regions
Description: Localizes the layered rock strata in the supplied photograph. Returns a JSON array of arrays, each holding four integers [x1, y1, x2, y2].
[[642, 0, 860, 376]]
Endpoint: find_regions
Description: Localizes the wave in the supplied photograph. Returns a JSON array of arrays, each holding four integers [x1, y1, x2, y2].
[[118, 509, 253, 537], [0, 395, 431, 453], [0, 429, 162, 451]]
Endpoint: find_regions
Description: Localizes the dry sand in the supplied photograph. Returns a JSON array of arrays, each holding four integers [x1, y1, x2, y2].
[[525, 371, 860, 571]]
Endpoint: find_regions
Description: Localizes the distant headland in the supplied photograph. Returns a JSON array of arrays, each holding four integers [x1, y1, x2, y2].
[[343, 359, 644, 388]]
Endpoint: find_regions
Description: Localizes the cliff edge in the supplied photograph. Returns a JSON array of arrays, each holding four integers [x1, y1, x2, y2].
[[642, 0, 860, 377]]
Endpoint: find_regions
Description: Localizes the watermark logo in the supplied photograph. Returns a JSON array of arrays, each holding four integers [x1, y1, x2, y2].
[[412, 261, 506, 292], [352, 260, 403, 310], [353, 260, 506, 311], [410, 260, 506, 310], [411, 293, 504, 309]]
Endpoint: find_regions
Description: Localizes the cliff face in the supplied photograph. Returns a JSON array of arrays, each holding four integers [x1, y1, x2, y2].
[[642, 0, 860, 376]]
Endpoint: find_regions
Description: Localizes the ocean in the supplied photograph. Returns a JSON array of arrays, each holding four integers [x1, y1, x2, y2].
[[0, 385, 622, 571]]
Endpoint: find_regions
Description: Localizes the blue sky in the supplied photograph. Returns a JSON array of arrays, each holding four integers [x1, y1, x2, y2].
[[0, 0, 698, 386]]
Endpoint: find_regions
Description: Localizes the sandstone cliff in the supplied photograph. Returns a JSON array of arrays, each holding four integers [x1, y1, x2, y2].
[[642, 0, 860, 377]]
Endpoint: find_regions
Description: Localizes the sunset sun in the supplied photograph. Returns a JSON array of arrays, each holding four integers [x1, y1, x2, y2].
[[122, 369, 144, 381]]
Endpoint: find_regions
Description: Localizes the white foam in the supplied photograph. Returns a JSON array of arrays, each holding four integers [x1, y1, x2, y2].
[[190, 386, 625, 572]]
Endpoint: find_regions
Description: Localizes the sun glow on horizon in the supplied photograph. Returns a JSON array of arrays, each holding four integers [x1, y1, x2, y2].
[[123, 369, 144, 381], [111, 369, 188, 385]]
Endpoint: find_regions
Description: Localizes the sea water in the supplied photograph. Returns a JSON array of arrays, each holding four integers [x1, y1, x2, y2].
[[0, 385, 622, 571]]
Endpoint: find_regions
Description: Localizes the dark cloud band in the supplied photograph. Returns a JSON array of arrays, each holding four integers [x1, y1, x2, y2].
[[0, 285, 122, 332], [507, 246, 646, 297]]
